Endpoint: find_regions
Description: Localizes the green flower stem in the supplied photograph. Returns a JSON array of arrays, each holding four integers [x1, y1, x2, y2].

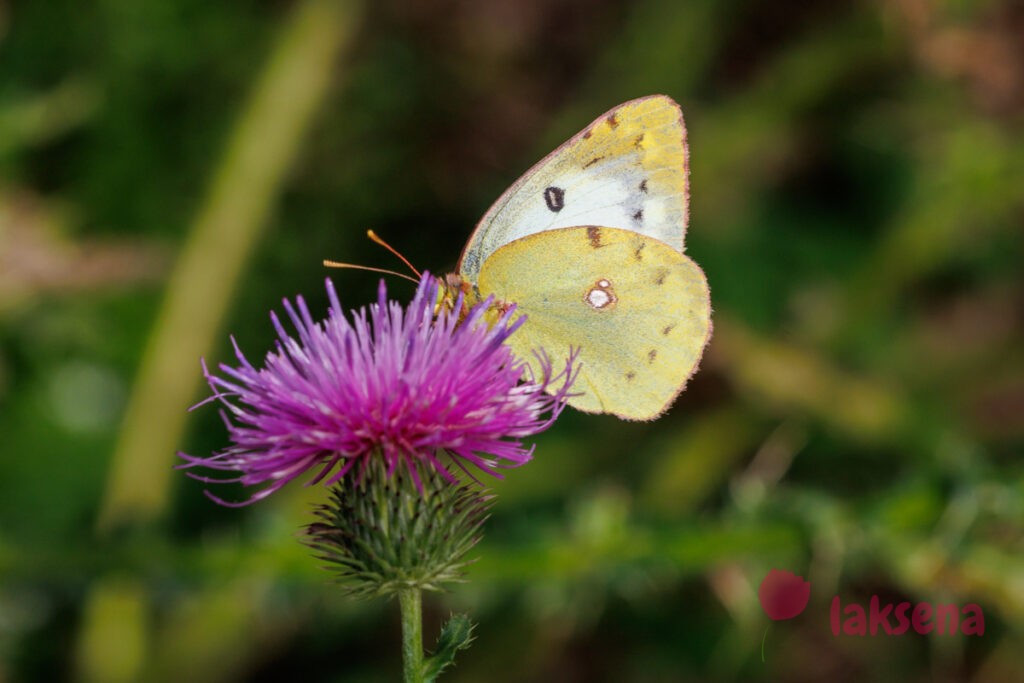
[[399, 588, 424, 683]]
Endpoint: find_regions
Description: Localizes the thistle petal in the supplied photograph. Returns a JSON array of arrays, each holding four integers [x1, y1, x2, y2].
[[179, 273, 575, 505]]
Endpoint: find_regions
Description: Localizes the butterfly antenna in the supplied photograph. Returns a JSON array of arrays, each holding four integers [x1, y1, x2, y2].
[[322, 261, 420, 284], [367, 230, 422, 279]]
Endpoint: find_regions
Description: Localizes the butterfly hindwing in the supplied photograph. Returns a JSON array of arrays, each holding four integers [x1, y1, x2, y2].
[[459, 95, 689, 283], [476, 226, 710, 421]]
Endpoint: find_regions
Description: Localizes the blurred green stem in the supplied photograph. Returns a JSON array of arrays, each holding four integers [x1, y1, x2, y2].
[[96, 0, 361, 533], [400, 589, 425, 683]]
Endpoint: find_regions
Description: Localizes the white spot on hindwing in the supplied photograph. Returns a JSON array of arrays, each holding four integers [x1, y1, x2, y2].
[[584, 278, 616, 310], [588, 290, 611, 307]]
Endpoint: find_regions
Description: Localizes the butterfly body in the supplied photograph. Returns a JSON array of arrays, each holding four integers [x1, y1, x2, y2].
[[444, 95, 711, 421]]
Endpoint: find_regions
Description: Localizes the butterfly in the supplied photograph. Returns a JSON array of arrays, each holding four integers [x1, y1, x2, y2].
[[443, 95, 712, 421]]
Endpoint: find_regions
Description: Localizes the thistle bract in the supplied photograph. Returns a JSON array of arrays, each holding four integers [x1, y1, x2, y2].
[[305, 456, 492, 597]]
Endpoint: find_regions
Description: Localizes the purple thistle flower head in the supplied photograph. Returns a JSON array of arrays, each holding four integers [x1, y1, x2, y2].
[[179, 273, 577, 506]]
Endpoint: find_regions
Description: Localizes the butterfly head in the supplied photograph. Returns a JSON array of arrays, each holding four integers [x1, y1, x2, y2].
[[435, 273, 470, 317], [436, 273, 513, 328]]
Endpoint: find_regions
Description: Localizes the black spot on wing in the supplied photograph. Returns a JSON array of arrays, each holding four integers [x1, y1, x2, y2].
[[632, 209, 643, 224], [654, 269, 668, 285], [607, 113, 619, 128], [633, 242, 645, 261], [587, 227, 603, 249], [647, 349, 657, 363], [639, 179, 648, 194], [583, 156, 604, 169], [662, 324, 675, 336], [544, 186, 565, 212], [633, 133, 645, 148], [625, 371, 636, 381]]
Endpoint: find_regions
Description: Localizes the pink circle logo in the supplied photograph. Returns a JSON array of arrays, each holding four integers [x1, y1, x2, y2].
[[759, 569, 811, 621]]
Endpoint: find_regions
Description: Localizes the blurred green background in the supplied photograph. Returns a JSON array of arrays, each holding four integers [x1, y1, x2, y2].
[[1, 0, 1022, 681]]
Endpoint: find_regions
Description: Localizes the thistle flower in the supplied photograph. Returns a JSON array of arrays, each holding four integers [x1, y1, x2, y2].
[[178, 273, 575, 506]]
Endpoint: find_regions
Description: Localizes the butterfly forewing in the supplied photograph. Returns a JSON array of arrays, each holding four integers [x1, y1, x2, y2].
[[459, 95, 689, 283]]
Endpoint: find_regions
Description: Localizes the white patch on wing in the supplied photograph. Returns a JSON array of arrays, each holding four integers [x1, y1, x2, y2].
[[586, 288, 611, 308]]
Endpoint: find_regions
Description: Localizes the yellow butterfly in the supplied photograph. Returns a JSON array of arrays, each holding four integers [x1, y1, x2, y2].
[[446, 95, 712, 421]]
